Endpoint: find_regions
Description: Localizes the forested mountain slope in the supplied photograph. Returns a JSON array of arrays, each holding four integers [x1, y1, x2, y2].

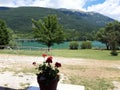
[[0, 7, 114, 33]]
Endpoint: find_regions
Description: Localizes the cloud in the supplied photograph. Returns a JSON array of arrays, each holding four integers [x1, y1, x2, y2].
[[87, 0, 120, 21], [13, 0, 34, 6], [30, 0, 87, 11], [0, 0, 86, 10], [0, 0, 14, 7], [49, 0, 86, 10], [0, 0, 37, 7], [0, 0, 12, 4]]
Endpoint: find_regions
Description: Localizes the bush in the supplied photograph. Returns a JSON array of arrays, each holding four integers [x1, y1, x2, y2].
[[69, 41, 79, 50], [110, 51, 118, 56], [81, 41, 92, 49]]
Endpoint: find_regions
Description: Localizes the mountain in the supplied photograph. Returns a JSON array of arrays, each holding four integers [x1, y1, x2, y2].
[[0, 7, 10, 10], [0, 7, 114, 33]]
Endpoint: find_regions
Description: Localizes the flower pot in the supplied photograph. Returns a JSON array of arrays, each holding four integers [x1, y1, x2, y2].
[[37, 75, 59, 90]]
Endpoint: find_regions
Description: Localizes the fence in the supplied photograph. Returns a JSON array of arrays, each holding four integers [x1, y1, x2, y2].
[[0, 45, 50, 51]]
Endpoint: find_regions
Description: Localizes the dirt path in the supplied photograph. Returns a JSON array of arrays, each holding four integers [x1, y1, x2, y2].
[[0, 54, 120, 67], [0, 54, 120, 89]]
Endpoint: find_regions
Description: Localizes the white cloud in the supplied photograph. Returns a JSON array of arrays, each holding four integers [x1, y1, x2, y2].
[[0, 0, 86, 10], [13, 0, 34, 6], [0, 0, 12, 4], [30, 0, 50, 7], [87, 0, 120, 21], [49, 0, 86, 10], [0, 0, 14, 7], [31, 0, 86, 11], [0, 0, 37, 7]]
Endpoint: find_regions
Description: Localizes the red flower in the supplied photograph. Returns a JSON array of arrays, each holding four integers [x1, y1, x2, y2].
[[55, 62, 61, 68], [42, 54, 47, 58], [32, 62, 36, 66], [46, 56, 53, 63]]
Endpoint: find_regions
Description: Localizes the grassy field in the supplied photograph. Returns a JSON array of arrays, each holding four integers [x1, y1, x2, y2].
[[0, 49, 120, 90], [51, 49, 120, 60], [0, 49, 120, 60]]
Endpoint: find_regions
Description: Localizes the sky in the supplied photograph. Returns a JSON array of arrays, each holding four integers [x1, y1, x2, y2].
[[0, 0, 120, 21]]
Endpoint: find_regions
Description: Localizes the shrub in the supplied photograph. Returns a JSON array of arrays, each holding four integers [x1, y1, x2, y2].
[[81, 41, 92, 49], [69, 41, 79, 50], [110, 51, 118, 56]]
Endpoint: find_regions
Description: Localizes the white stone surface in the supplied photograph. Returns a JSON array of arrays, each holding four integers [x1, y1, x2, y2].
[[27, 83, 85, 90]]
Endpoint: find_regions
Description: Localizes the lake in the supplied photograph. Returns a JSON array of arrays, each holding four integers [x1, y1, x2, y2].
[[17, 40, 106, 50]]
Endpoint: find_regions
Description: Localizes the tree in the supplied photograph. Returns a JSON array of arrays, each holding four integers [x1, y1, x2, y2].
[[105, 21, 120, 55], [96, 28, 110, 50], [85, 31, 96, 41], [96, 21, 120, 55], [64, 29, 81, 41], [0, 19, 11, 49], [32, 15, 65, 51], [7, 28, 17, 47]]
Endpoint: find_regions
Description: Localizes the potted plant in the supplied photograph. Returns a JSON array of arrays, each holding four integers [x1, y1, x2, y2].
[[32, 54, 61, 90]]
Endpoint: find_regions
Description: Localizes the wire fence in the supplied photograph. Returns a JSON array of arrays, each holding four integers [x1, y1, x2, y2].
[[0, 45, 49, 51]]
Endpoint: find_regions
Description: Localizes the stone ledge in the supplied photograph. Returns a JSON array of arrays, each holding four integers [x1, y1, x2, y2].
[[27, 83, 85, 90]]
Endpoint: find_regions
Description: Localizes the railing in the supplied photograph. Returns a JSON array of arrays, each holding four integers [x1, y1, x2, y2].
[[0, 45, 50, 51]]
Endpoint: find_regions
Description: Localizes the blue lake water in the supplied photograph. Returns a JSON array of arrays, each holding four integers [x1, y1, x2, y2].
[[17, 41, 106, 49]]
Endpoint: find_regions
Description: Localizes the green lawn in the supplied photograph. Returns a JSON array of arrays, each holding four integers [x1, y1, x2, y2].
[[0, 49, 119, 90], [0, 49, 120, 60], [51, 49, 120, 60]]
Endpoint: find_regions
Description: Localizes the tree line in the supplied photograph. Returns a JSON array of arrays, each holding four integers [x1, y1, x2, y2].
[[0, 15, 120, 55]]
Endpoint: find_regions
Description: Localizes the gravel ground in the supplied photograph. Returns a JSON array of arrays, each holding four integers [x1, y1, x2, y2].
[[0, 54, 120, 90]]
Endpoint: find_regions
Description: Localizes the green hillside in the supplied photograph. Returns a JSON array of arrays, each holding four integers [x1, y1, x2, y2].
[[0, 7, 114, 34]]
